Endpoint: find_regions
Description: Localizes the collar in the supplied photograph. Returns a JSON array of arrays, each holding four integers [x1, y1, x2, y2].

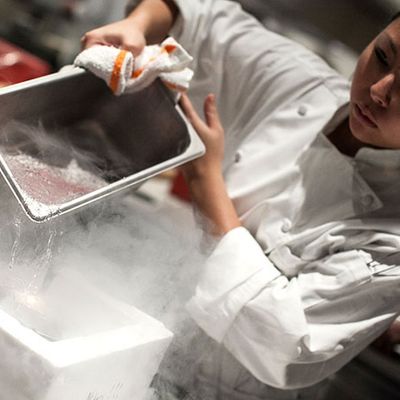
[[355, 147, 400, 170]]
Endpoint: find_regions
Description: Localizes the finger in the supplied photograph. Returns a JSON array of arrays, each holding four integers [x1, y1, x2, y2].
[[122, 44, 144, 57], [121, 39, 145, 57], [80, 34, 108, 50], [80, 34, 89, 50], [180, 94, 208, 133], [204, 94, 222, 130], [123, 45, 142, 57]]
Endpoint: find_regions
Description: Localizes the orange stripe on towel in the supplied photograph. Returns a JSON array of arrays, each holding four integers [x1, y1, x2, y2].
[[132, 68, 144, 79], [164, 44, 177, 54], [163, 81, 185, 92], [110, 50, 128, 93]]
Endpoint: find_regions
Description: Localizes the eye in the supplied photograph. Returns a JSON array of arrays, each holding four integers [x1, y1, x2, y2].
[[374, 47, 389, 67]]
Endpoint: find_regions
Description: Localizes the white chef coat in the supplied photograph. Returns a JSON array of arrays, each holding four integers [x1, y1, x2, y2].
[[127, 0, 400, 393]]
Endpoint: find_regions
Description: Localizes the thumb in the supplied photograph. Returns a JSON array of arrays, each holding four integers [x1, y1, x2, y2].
[[180, 94, 208, 133]]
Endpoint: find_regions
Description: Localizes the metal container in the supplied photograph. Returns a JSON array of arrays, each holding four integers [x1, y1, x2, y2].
[[0, 67, 204, 222]]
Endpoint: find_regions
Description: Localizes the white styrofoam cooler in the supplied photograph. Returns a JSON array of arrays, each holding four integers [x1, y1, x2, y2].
[[0, 269, 173, 400]]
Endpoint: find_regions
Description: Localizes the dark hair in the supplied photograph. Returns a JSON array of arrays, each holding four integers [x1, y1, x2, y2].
[[391, 11, 400, 22]]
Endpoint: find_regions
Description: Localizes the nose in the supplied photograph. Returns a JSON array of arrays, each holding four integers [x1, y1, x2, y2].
[[370, 73, 395, 108]]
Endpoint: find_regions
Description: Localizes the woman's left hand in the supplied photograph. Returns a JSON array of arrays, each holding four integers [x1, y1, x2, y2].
[[179, 93, 225, 182], [178, 94, 241, 235]]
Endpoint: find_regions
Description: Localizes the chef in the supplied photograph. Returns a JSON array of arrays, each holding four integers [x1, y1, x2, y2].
[[82, 1, 400, 398]]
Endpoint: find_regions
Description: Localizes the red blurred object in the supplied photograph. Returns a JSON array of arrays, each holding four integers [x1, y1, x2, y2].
[[170, 170, 191, 203], [0, 39, 51, 87]]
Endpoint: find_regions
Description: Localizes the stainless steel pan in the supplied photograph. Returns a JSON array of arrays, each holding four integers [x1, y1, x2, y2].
[[0, 68, 204, 222]]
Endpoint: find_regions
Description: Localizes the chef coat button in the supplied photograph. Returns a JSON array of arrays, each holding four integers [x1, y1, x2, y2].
[[281, 219, 292, 233], [298, 105, 307, 116], [234, 151, 243, 163], [361, 194, 374, 207]]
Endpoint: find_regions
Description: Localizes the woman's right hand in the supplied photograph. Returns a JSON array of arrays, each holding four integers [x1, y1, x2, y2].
[[81, 0, 179, 55], [81, 17, 146, 57]]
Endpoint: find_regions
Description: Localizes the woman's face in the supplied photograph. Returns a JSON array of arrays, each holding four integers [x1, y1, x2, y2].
[[350, 19, 400, 149]]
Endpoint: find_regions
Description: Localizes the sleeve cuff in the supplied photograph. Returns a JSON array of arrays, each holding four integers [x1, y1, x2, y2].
[[186, 227, 281, 343], [169, 0, 195, 47]]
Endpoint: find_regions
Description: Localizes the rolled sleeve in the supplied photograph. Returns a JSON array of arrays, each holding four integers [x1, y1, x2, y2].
[[186, 227, 281, 343], [168, 0, 218, 61]]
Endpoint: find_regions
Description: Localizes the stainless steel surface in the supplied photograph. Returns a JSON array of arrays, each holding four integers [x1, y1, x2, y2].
[[0, 68, 204, 222]]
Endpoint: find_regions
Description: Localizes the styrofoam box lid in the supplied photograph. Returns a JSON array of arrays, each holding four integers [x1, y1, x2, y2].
[[0, 269, 173, 367]]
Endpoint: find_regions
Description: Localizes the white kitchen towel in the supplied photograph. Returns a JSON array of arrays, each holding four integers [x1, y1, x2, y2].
[[74, 37, 193, 96]]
